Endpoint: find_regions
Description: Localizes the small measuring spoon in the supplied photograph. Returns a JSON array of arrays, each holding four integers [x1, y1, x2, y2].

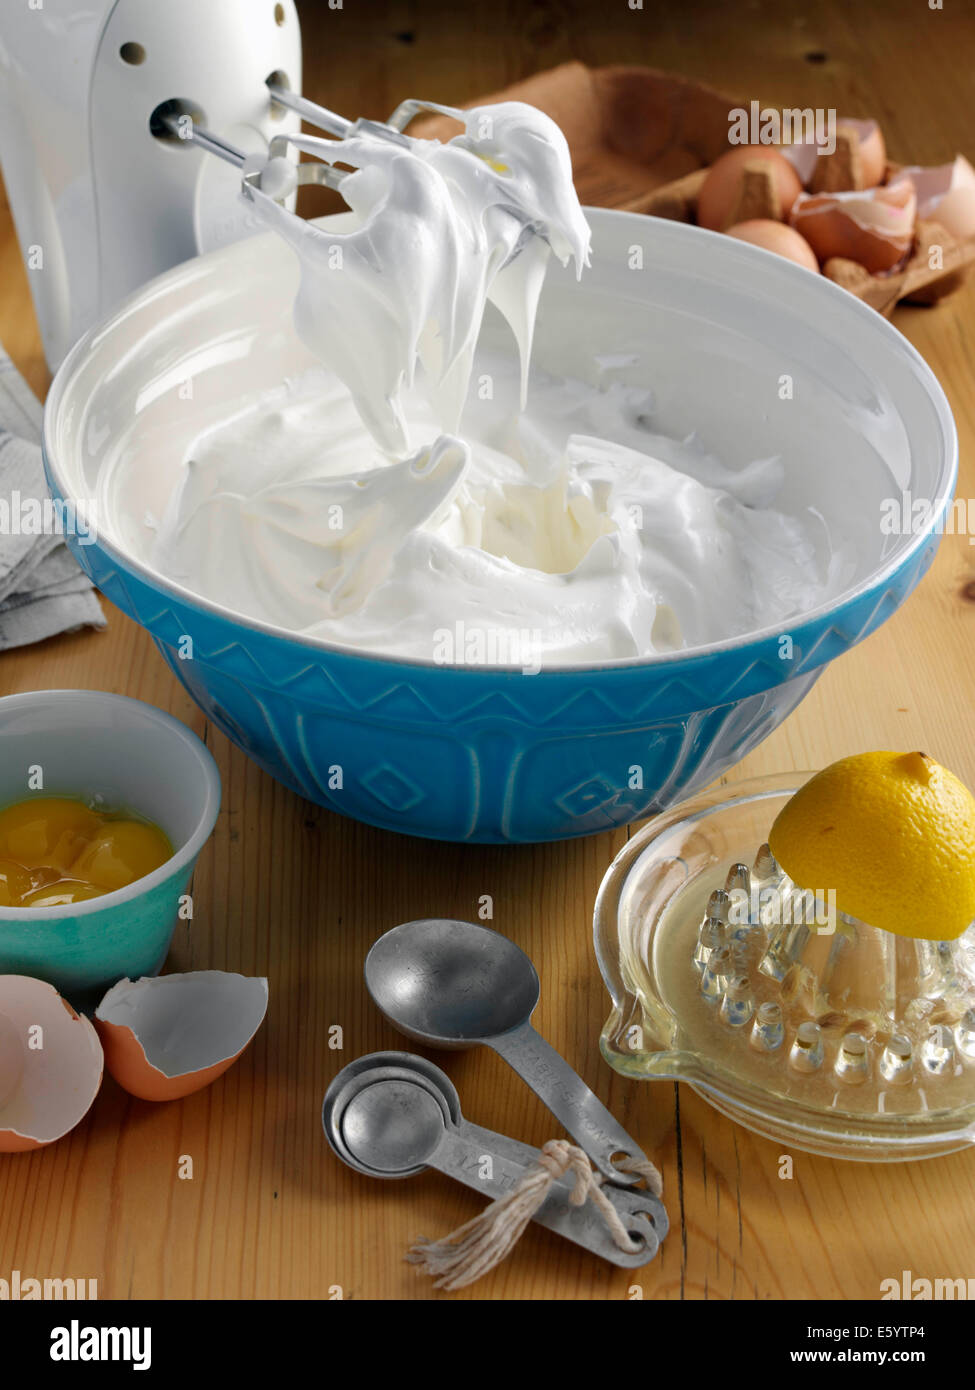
[[326, 1052, 664, 1244], [365, 919, 653, 1186], [323, 1053, 664, 1268]]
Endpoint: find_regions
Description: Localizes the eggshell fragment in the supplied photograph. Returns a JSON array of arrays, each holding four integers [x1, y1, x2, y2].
[[95, 972, 268, 1101], [790, 182, 916, 273], [888, 155, 975, 241], [0, 977, 103, 1152]]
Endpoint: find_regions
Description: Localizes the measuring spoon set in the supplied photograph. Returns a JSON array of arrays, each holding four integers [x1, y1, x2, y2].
[[323, 918, 667, 1269]]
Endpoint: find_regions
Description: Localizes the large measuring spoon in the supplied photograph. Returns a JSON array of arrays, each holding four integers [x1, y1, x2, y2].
[[365, 919, 652, 1186], [323, 1052, 664, 1267]]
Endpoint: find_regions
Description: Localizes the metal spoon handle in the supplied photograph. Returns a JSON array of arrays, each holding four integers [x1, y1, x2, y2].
[[458, 1117, 667, 1249], [489, 1023, 649, 1184], [428, 1124, 656, 1267]]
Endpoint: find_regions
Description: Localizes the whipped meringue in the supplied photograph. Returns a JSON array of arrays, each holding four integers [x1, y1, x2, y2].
[[152, 102, 835, 667]]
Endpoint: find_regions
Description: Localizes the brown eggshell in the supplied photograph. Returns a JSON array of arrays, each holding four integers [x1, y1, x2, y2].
[[889, 156, 975, 241], [791, 183, 916, 273], [95, 972, 268, 1102], [697, 146, 802, 231], [932, 187, 975, 241], [0, 977, 103, 1151]]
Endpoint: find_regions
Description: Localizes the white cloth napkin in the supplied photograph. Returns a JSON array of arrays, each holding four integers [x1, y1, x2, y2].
[[0, 345, 104, 651]]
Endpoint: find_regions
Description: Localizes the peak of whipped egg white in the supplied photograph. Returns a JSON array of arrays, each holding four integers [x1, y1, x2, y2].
[[244, 101, 591, 457]]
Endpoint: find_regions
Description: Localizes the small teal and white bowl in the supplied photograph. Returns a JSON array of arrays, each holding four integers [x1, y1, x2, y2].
[[0, 691, 221, 1005]]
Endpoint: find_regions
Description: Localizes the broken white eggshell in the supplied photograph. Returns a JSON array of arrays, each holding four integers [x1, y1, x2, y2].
[[888, 155, 975, 241], [95, 972, 268, 1101], [0, 976, 103, 1152]]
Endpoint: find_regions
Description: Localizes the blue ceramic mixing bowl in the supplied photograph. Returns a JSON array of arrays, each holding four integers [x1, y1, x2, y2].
[[42, 211, 957, 843]]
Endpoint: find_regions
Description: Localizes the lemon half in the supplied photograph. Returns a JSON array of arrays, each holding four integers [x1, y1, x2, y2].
[[768, 751, 975, 941]]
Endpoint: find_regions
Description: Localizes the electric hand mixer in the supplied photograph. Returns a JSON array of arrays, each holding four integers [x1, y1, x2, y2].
[[0, 0, 515, 374]]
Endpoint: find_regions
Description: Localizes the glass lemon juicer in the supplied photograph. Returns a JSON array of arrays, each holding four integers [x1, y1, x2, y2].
[[595, 773, 975, 1161]]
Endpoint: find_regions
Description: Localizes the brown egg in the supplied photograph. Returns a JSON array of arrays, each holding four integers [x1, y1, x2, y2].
[[724, 219, 820, 272], [790, 183, 916, 273], [697, 146, 802, 231]]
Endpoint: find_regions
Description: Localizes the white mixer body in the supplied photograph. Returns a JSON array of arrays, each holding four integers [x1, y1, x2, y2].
[[0, 0, 302, 371]]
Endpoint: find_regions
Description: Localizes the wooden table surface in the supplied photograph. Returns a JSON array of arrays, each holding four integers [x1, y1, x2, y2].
[[2, 0, 974, 1301]]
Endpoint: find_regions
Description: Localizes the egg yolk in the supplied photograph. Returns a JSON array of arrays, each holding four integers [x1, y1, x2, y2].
[[0, 798, 101, 873], [0, 858, 32, 907], [0, 797, 172, 908], [21, 880, 106, 908], [71, 822, 173, 893]]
